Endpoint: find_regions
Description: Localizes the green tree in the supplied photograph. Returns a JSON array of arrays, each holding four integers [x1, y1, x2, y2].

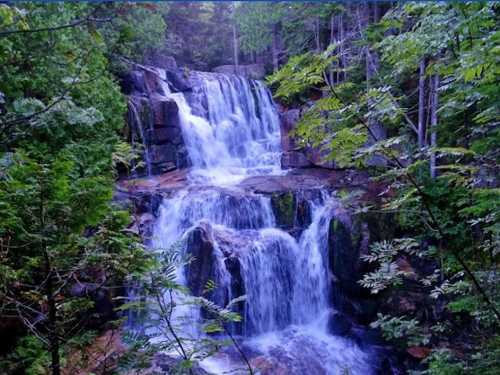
[[0, 3, 165, 374]]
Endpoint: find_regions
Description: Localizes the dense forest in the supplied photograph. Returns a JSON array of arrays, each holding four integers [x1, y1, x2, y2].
[[0, 2, 498, 375]]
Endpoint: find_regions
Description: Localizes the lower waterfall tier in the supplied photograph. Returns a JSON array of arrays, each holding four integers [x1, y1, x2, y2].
[[120, 168, 397, 374]]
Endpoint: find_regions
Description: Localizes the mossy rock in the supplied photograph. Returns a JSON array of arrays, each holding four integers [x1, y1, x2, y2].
[[270, 191, 295, 228], [329, 219, 357, 282]]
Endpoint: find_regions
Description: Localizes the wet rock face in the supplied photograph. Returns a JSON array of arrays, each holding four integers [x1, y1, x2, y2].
[[329, 219, 358, 287], [225, 256, 246, 334], [127, 64, 189, 176], [271, 192, 295, 228], [166, 68, 193, 92], [280, 109, 300, 152], [328, 311, 352, 336], [281, 151, 313, 169], [268, 190, 316, 234], [185, 225, 217, 297], [327, 212, 403, 325], [328, 216, 378, 324]]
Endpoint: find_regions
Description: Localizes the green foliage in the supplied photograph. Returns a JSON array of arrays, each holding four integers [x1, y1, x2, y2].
[[359, 239, 421, 294], [235, 2, 340, 57], [120, 244, 245, 374], [0, 336, 49, 375], [165, 2, 237, 70], [268, 2, 500, 373], [0, 2, 165, 373], [267, 49, 335, 104], [371, 314, 430, 347]]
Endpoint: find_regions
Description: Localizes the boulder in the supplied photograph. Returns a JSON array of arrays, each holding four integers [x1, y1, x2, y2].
[[306, 147, 336, 169], [147, 126, 182, 146], [185, 224, 216, 297], [166, 68, 193, 92]]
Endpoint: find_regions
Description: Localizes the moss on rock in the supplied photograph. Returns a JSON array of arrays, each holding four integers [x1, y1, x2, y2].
[[271, 191, 295, 228]]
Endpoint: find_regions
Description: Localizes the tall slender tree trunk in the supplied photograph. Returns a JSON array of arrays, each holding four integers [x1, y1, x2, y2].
[[329, 14, 335, 85], [365, 4, 386, 166], [373, 2, 380, 22], [39, 185, 60, 375], [418, 59, 426, 149], [232, 24, 239, 67], [339, 13, 345, 81], [46, 266, 60, 375], [272, 23, 279, 72], [315, 17, 321, 52], [430, 74, 439, 179]]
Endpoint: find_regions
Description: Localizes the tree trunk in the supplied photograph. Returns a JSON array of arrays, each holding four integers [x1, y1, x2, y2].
[[329, 14, 335, 85], [272, 23, 279, 72], [232, 24, 239, 67], [37, 177, 61, 375], [430, 74, 439, 179], [315, 17, 321, 52], [47, 271, 61, 375], [373, 2, 381, 22], [365, 4, 386, 166], [418, 59, 426, 149], [339, 13, 345, 81]]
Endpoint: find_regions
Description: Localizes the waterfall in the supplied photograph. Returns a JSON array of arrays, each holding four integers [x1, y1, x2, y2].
[[167, 73, 282, 184], [140, 69, 375, 374], [128, 97, 153, 176]]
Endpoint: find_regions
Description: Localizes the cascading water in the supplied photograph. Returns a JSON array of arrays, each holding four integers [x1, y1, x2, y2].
[[168, 72, 282, 185], [128, 97, 153, 176], [140, 68, 376, 374]]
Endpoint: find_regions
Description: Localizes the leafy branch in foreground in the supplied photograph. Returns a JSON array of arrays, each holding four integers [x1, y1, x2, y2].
[[119, 243, 252, 375]]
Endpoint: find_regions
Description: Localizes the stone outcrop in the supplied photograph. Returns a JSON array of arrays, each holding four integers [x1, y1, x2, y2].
[[212, 64, 266, 80], [281, 151, 312, 169], [186, 223, 217, 297], [327, 210, 400, 326], [127, 65, 189, 176], [278, 107, 336, 170]]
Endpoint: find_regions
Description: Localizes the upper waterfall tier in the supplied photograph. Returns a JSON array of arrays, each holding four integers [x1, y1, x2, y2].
[[176, 71, 283, 184], [127, 66, 283, 184]]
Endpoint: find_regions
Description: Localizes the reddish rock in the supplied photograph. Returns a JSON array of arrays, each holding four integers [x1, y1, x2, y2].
[[407, 346, 431, 359], [396, 256, 418, 280]]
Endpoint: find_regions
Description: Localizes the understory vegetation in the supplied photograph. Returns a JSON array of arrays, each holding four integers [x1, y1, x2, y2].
[[0, 1, 498, 374]]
